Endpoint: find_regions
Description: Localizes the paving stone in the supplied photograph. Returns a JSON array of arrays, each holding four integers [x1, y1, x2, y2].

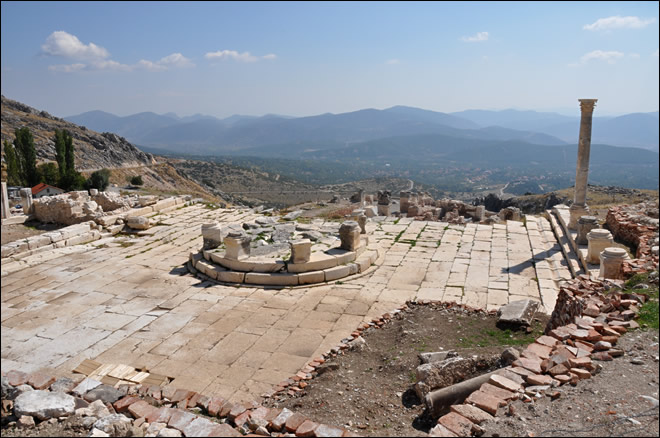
[[438, 412, 474, 436], [6, 370, 29, 387], [72, 378, 102, 397], [271, 408, 293, 431], [183, 417, 220, 437], [128, 400, 158, 419], [14, 390, 76, 421], [450, 404, 494, 424]]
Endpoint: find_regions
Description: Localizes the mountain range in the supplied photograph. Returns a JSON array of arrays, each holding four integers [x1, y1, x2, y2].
[[66, 105, 659, 155]]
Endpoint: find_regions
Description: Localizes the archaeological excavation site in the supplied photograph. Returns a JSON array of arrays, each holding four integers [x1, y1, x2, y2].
[[1, 99, 658, 438]]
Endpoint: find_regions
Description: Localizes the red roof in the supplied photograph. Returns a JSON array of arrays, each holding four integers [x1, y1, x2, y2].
[[31, 183, 63, 195]]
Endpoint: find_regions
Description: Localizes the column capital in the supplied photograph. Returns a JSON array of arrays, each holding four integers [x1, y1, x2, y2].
[[579, 99, 598, 113]]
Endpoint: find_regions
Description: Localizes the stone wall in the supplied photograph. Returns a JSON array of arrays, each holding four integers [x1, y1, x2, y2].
[[605, 202, 659, 276]]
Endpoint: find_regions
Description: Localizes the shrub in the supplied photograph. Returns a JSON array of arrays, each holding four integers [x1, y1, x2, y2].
[[130, 175, 144, 186]]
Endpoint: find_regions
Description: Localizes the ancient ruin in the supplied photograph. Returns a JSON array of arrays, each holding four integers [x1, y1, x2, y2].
[[568, 98, 597, 230]]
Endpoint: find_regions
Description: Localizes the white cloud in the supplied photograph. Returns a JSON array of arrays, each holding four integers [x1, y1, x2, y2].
[[158, 53, 194, 68], [629, 53, 641, 59], [136, 59, 167, 72], [205, 50, 259, 62], [580, 50, 625, 64], [461, 31, 489, 42], [262, 54, 277, 60], [386, 59, 400, 65], [42, 31, 109, 60], [48, 63, 86, 72], [583, 16, 656, 31]]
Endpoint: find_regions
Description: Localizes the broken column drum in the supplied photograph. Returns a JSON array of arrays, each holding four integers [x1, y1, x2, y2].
[[586, 229, 613, 264], [290, 239, 311, 264], [201, 223, 225, 250], [569, 98, 597, 230], [339, 221, 361, 251], [19, 188, 33, 214], [576, 216, 599, 245], [357, 214, 367, 234], [377, 190, 391, 216], [400, 191, 411, 215], [599, 247, 627, 280]]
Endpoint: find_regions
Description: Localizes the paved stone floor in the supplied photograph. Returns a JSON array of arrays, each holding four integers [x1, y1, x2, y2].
[[1, 205, 572, 403]]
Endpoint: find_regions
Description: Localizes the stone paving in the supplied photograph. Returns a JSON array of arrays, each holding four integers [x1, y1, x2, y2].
[[1, 205, 572, 404]]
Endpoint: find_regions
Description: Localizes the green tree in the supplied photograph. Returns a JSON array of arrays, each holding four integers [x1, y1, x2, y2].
[[13, 127, 39, 187], [130, 175, 144, 186], [53, 129, 70, 182], [86, 168, 111, 191], [37, 162, 59, 186], [3, 139, 22, 186]]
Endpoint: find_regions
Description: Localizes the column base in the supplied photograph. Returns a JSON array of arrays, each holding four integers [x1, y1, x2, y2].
[[568, 204, 590, 230]]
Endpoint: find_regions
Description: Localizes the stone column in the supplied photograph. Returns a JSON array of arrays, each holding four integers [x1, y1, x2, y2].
[[400, 191, 411, 215], [339, 221, 361, 251], [201, 223, 225, 250], [576, 216, 599, 245], [357, 214, 367, 234], [569, 98, 597, 230], [587, 229, 613, 264], [1, 182, 10, 221], [377, 190, 391, 216], [599, 247, 627, 280], [19, 188, 33, 215]]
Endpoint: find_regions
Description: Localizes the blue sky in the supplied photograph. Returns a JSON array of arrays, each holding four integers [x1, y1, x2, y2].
[[1, 1, 658, 118]]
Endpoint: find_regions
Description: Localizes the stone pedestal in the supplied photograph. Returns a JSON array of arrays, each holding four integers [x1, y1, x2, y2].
[[357, 214, 367, 234], [599, 247, 627, 280], [587, 229, 614, 264], [364, 206, 377, 218], [201, 223, 225, 250], [224, 232, 251, 260], [576, 216, 599, 245], [474, 205, 485, 222], [290, 239, 311, 264], [1, 182, 9, 220], [568, 204, 590, 231], [19, 188, 33, 214], [377, 204, 390, 216], [339, 221, 361, 251]]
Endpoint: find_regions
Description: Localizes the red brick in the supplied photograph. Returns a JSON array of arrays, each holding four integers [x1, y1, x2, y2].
[[570, 368, 591, 380], [285, 413, 308, 433], [548, 364, 569, 376], [465, 390, 505, 416], [171, 389, 194, 403], [554, 374, 571, 385], [549, 329, 570, 341], [146, 406, 173, 424], [188, 392, 201, 407], [450, 404, 494, 424], [6, 370, 29, 386], [535, 335, 558, 348], [271, 408, 294, 431], [295, 419, 319, 437], [592, 352, 613, 361], [488, 375, 521, 393], [113, 396, 140, 413], [219, 402, 233, 418], [228, 403, 247, 421], [438, 412, 473, 436], [512, 357, 542, 374], [234, 410, 251, 428], [568, 356, 594, 370], [601, 326, 620, 337], [526, 374, 556, 386], [208, 424, 241, 437], [128, 400, 158, 419], [525, 343, 553, 359], [162, 386, 177, 400], [601, 335, 619, 345], [207, 397, 226, 417], [26, 372, 55, 390], [480, 383, 516, 401], [574, 341, 594, 352], [167, 409, 197, 432]]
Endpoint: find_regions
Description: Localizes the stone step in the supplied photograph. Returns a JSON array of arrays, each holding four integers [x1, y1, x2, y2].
[[547, 208, 584, 278]]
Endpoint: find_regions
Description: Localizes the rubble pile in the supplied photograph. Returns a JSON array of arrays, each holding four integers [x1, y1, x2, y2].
[[32, 191, 136, 225], [605, 201, 659, 275]]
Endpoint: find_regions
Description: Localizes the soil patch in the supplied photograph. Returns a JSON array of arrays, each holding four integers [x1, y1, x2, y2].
[[1, 221, 63, 245], [264, 304, 548, 437]]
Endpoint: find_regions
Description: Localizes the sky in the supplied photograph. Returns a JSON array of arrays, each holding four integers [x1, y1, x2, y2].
[[1, 1, 658, 119]]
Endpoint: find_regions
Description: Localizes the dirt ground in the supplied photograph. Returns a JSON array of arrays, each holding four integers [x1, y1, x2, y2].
[[1, 222, 62, 246], [264, 305, 548, 437]]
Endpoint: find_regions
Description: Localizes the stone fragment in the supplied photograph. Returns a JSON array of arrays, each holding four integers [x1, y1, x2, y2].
[[49, 377, 77, 393], [548, 364, 570, 376], [593, 341, 612, 351], [183, 417, 220, 437], [93, 414, 133, 436], [570, 368, 591, 379], [167, 409, 197, 432], [26, 372, 55, 390], [525, 343, 553, 359], [512, 357, 543, 374], [113, 396, 140, 413], [526, 374, 557, 387], [84, 385, 125, 405], [128, 400, 158, 419], [592, 352, 613, 361], [429, 424, 458, 437], [72, 378, 102, 397], [500, 347, 520, 365], [480, 383, 517, 401], [14, 390, 76, 421], [6, 370, 29, 387], [465, 390, 505, 416], [488, 375, 522, 393], [271, 408, 293, 431], [438, 412, 474, 436], [497, 300, 539, 326], [17, 415, 35, 428], [314, 424, 344, 437], [89, 428, 110, 437], [157, 428, 183, 437], [535, 335, 558, 348], [207, 424, 241, 437], [146, 422, 168, 437], [127, 216, 151, 230], [285, 412, 308, 433], [207, 396, 226, 416], [295, 419, 319, 437]]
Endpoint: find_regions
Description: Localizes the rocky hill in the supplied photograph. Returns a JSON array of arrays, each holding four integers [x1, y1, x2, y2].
[[1, 95, 155, 171]]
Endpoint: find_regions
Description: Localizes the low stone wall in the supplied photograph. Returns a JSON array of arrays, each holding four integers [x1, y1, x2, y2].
[[1, 221, 99, 260], [605, 202, 659, 276]]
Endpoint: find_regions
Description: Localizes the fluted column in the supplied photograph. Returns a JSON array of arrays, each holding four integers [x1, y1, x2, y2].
[[569, 98, 597, 229]]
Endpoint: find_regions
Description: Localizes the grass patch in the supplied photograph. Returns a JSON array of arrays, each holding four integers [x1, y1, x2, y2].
[[394, 230, 404, 243], [458, 321, 544, 348], [623, 272, 659, 329]]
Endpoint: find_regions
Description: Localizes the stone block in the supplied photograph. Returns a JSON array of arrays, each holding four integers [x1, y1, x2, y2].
[[245, 272, 299, 286], [14, 390, 76, 421], [216, 270, 245, 283], [339, 221, 361, 251], [324, 265, 350, 282], [224, 232, 250, 260], [290, 239, 312, 264], [438, 412, 474, 436], [127, 216, 151, 230], [497, 299, 539, 326], [298, 271, 325, 285], [287, 252, 337, 273], [450, 403, 494, 424]]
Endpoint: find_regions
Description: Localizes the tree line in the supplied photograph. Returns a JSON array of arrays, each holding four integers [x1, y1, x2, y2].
[[3, 127, 142, 192]]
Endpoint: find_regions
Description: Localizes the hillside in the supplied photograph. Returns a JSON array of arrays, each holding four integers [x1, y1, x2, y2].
[[1, 95, 155, 171]]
